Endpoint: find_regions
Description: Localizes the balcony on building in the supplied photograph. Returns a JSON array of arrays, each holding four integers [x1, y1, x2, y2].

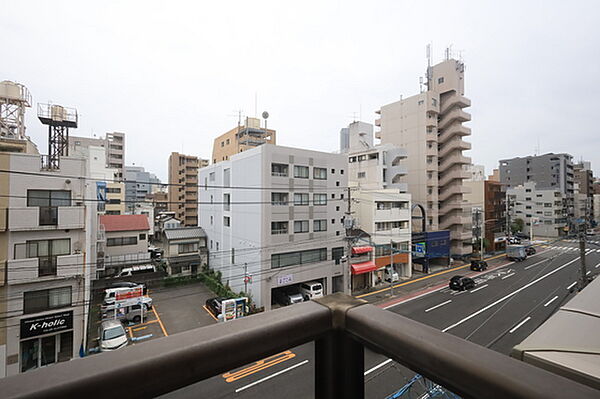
[[7, 253, 84, 285], [440, 96, 471, 114], [7, 206, 85, 231], [438, 109, 471, 131]]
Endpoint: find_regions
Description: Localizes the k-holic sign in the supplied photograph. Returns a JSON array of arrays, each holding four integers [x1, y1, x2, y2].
[[20, 311, 73, 339]]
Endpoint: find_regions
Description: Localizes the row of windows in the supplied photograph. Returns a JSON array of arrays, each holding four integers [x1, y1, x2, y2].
[[271, 248, 328, 269], [375, 221, 409, 231], [23, 287, 71, 314], [106, 235, 145, 247], [272, 220, 328, 234], [375, 201, 409, 210], [178, 242, 199, 254], [271, 163, 340, 179], [349, 153, 379, 163], [27, 190, 71, 207], [271, 193, 328, 206]]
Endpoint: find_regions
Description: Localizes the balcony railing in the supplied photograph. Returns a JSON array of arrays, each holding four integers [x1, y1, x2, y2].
[[0, 293, 595, 399]]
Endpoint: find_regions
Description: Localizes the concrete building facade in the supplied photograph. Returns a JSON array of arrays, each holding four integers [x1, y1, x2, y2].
[[199, 144, 347, 310], [124, 166, 160, 213], [97, 215, 151, 275], [168, 152, 207, 227], [212, 117, 276, 164], [507, 182, 567, 238], [376, 58, 473, 256], [68, 132, 125, 180]]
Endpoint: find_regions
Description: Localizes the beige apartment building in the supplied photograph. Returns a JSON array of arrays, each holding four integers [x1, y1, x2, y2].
[[376, 58, 473, 256], [69, 132, 125, 180], [168, 152, 207, 226], [212, 117, 276, 164]]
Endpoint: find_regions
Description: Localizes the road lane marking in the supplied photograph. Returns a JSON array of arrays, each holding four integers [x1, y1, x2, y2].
[[152, 306, 168, 337], [364, 358, 393, 375], [544, 296, 559, 307], [425, 300, 452, 313], [223, 351, 296, 383], [524, 259, 549, 270], [442, 257, 579, 333], [470, 284, 488, 293], [595, 262, 600, 269], [501, 272, 515, 280], [509, 317, 531, 334], [566, 281, 577, 290], [586, 271, 591, 275], [203, 305, 219, 322], [234, 360, 309, 393]]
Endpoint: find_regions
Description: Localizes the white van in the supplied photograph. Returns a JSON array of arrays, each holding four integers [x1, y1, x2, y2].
[[115, 264, 156, 278], [384, 266, 399, 283], [103, 285, 145, 305], [298, 281, 324, 300], [99, 320, 128, 352], [102, 303, 148, 324]]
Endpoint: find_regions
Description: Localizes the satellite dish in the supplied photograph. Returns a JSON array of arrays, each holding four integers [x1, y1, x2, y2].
[[262, 111, 269, 119]]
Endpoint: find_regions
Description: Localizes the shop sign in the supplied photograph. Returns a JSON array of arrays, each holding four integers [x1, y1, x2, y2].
[[20, 311, 73, 339], [277, 274, 293, 286]]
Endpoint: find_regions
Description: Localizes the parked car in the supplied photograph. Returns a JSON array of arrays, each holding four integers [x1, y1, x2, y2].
[[115, 264, 156, 278], [103, 285, 146, 305], [102, 303, 148, 324], [273, 289, 304, 306], [108, 281, 146, 292], [98, 320, 128, 352], [586, 229, 595, 236], [449, 276, 476, 291], [470, 260, 488, 272], [102, 296, 153, 312], [525, 246, 536, 256], [384, 266, 400, 283], [514, 232, 530, 240], [507, 237, 521, 245], [298, 281, 324, 300], [206, 297, 225, 317]]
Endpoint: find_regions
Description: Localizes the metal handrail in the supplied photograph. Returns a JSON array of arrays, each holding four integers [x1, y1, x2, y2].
[[0, 294, 597, 399]]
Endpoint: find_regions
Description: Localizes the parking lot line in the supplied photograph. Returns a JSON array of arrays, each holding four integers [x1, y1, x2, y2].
[[203, 305, 219, 322], [152, 306, 169, 337], [133, 326, 148, 332]]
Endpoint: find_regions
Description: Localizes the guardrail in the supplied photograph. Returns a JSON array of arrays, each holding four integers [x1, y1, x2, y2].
[[0, 293, 596, 399]]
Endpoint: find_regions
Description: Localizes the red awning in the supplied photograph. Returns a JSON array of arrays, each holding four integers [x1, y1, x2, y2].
[[352, 246, 373, 255], [351, 261, 378, 275]]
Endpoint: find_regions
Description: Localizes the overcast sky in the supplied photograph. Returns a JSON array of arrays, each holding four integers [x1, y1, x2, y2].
[[3, 1, 599, 181]]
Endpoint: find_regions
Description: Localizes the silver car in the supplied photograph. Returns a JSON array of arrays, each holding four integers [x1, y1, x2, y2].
[[98, 320, 128, 352]]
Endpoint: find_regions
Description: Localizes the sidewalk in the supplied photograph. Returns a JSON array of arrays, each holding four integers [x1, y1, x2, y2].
[[355, 251, 513, 307]]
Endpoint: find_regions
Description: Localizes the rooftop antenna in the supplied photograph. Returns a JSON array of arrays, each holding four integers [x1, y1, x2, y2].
[[534, 137, 540, 155], [425, 43, 432, 90]]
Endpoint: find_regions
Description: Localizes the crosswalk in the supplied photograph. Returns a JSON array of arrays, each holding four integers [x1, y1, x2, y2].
[[542, 245, 600, 253]]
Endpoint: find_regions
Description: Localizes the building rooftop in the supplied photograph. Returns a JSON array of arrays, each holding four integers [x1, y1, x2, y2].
[[99, 214, 149, 232], [164, 227, 206, 240]]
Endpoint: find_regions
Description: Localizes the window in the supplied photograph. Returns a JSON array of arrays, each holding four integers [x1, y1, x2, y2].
[[313, 167, 327, 180], [224, 216, 230, 227], [294, 193, 309, 206], [21, 331, 73, 373], [221, 141, 224, 147], [332, 247, 344, 264], [438, 77, 444, 84], [271, 192, 288, 205], [106, 237, 137, 247], [525, 189, 531, 193], [209, 172, 215, 182], [418, 99, 424, 105], [224, 193, 231, 211], [357, 172, 366, 179], [210, 216, 213, 225], [271, 221, 288, 235], [432, 98, 437, 107], [27, 190, 72, 225], [106, 187, 121, 194], [226, 139, 230, 145], [139, 234, 146, 241], [294, 220, 309, 233], [15, 239, 70, 277], [331, 169, 335, 174], [314, 219, 327, 232], [179, 242, 198, 254], [23, 287, 71, 314], [271, 248, 327, 268], [271, 163, 288, 177], [313, 194, 327, 205], [294, 165, 309, 179]]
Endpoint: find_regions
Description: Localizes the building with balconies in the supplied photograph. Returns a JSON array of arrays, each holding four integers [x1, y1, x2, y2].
[[68, 132, 125, 180], [199, 144, 348, 310], [124, 166, 161, 214], [212, 116, 276, 164], [168, 152, 207, 227], [376, 58, 473, 257], [0, 149, 95, 377]]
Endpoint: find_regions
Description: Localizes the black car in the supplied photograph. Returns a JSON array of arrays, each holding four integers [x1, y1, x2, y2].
[[470, 260, 488, 272], [525, 246, 536, 256], [514, 232, 530, 240], [449, 276, 476, 291], [205, 297, 225, 317]]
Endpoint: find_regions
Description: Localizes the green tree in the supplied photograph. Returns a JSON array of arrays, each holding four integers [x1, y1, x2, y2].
[[511, 218, 524, 233]]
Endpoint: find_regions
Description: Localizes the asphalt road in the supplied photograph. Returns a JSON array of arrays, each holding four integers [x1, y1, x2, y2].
[[162, 238, 600, 398]]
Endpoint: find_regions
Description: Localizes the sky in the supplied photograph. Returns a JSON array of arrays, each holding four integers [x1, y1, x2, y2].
[[2, 0, 599, 182]]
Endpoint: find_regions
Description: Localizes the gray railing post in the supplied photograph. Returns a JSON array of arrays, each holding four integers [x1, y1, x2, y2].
[[314, 293, 368, 399]]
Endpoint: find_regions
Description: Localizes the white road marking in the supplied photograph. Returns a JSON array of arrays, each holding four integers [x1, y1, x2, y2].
[[425, 300, 452, 313], [501, 272, 515, 280], [544, 296, 559, 307], [382, 286, 446, 310], [364, 358, 393, 375], [566, 281, 577, 290], [595, 262, 600, 269], [524, 259, 549, 270], [235, 360, 309, 393], [470, 284, 488, 293], [586, 271, 591, 275], [509, 316, 531, 334], [442, 257, 580, 333]]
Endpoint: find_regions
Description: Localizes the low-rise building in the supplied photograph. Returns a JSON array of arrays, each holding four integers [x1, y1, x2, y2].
[[162, 227, 208, 276], [97, 214, 151, 275], [199, 144, 348, 310]]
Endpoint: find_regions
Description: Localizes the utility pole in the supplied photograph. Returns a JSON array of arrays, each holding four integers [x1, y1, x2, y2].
[[344, 187, 354, 294], [244, 262, 248, 293], [505, 195, 512, 242], [389, 238, 394, 297], [578, 223, 587, 291], [475, 208, 482, 259]]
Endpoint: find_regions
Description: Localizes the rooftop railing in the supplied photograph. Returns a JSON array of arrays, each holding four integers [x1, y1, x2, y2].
[[1, 293, 596, 399]]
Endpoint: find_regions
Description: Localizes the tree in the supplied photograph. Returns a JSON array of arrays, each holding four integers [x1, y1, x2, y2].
[[511, 218, 524, 233], [473, 238, 491, 253]]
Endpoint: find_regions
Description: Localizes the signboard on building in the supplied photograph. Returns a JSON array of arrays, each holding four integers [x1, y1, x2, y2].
[[413, 242, 426, 258], [115, 287, 143, 301], [277, 274, 293, 286], [20, 311, 73, 339]]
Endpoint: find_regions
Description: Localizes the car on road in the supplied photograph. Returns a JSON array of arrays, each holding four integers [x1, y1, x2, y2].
[[470, 260, 488, 272], [98, 320, 128, 352], [298, 281, 324, 300], [514, 232, 530, 240], [507, 237, 521, 245], [587, 229, 595, 236], [449, 276, 475, 291], [525, 246, 536, 256]]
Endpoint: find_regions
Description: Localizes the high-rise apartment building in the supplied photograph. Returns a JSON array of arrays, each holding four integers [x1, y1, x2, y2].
[[376, 58, 473, 256], [199, 144, 347, 310], [212, 117, 276, 164], [69, 132, 125, 180], [573, 162, 594, 222], [124, 166, 161, 213], [168, 152, 207, 226]]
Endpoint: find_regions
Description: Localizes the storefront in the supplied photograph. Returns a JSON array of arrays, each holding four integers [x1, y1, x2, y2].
[[19, 311, 74, 373], [351, 260, 378, 292]]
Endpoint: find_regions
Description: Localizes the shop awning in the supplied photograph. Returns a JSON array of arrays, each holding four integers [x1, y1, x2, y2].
[[351, 261, 378, 275], [352, 246, 373, 255]]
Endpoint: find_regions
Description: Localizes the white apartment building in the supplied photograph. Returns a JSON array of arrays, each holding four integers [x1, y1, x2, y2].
[[355, 190, 412, 278], [376, 58, 473, 256], [0, 149, 95, 377], [507, 182, 567, 238], [199, 144, 348, 310]]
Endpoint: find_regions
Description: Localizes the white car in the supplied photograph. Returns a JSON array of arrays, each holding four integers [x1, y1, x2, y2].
[[99, 320, 128, 352], [298, 281, 324, 301]]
